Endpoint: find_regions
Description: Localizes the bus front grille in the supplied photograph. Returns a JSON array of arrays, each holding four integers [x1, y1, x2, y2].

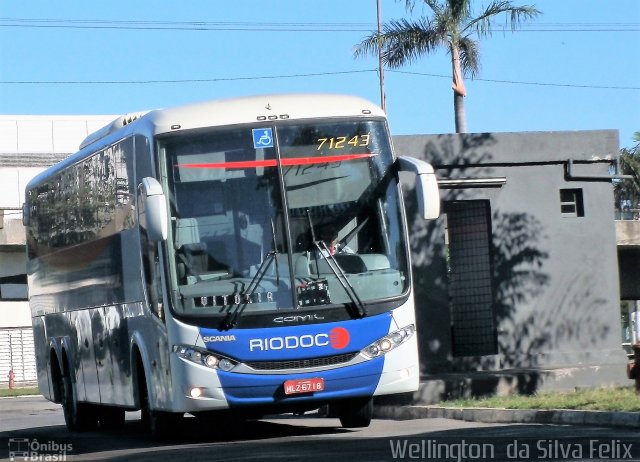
[[245, 352, 359, 371]]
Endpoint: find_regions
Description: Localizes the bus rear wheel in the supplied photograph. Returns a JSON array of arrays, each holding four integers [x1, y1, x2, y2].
[[331, 397, 373, 428], [61, 370, 98, 432]]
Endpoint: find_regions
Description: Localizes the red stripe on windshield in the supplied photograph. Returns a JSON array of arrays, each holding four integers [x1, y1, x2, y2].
[[177, 159, 277, 169], [177, 153, 376, 169]]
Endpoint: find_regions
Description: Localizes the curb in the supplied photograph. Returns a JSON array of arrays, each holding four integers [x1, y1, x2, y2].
[[373, 405, 640, 429]]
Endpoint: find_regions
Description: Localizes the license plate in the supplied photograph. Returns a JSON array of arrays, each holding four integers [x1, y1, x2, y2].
[[283, 377, 324, 395]]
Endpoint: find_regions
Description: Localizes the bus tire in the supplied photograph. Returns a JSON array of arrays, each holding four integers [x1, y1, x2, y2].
[[139, 377, 181, 438], [49, 353, 63, 403], [61, 370, 98, 432], [332, 397, 373, 428]]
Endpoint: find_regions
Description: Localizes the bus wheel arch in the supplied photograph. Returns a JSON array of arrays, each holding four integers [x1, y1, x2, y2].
[[132, 342, 181, 437]]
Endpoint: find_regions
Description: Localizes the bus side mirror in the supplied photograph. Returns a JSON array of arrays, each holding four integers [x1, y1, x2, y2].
[[140, 177, 168, 242], [398, 156, 441, 220]]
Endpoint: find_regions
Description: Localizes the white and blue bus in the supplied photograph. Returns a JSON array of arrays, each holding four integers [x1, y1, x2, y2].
[[23, 94, 439, 435]]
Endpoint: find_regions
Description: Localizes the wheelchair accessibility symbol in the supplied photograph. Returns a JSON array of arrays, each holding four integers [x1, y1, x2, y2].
[[252, 128, 274, 149]]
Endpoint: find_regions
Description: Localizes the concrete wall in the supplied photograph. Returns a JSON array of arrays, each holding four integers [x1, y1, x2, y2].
[[393, 130, 628, 396], [0, 167, 45, 209], [0, 302, 31, 328], [0, 115, 116, 155]]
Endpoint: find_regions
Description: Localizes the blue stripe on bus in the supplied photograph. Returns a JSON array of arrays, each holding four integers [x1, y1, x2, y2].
[[216, 356, 385, 406], [199, 312, 393, 362]]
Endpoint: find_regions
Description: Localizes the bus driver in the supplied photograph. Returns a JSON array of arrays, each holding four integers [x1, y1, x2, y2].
[[317, 224, 354, 257]]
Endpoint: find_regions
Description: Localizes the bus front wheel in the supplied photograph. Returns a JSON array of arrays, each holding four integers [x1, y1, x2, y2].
[[139, 377, 181, 438], [330, 397, 373, 428]]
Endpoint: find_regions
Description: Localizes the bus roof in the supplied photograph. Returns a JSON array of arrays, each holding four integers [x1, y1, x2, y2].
[[27, 94, 387, 192], [81, 93, 386, 150]]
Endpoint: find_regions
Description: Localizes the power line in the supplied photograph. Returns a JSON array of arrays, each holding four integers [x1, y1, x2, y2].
[[0, 23, 370, 32], [389, 70, 640, 91], [0, 17, 366, 26], [2, 18, 638, 26], [1, 68, 638, 91], [0, 18, 638, 32], [0, 69, 378, 84], [1, 18, 371, 32]]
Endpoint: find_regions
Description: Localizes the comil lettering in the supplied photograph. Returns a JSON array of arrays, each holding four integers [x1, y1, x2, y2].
[[274, 314, 325, 323], [250, 334, 330, 351]]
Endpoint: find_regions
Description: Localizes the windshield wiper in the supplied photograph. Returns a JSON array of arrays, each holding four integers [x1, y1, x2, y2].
[[221, 250, 276, 330], [313, 241, 367, 318], [221, 219, 280, 330], [306, 209, 366, 319], [336, 216, 369, 254]]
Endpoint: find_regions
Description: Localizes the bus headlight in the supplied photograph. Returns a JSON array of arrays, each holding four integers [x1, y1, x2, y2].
[[360, 325, 415, 359], [218, 358, 234, 372], [173, 345, 237, 371]]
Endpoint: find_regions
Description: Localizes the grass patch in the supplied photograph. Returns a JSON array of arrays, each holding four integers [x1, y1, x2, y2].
[[0, 387, 40, 398], [439, 387, 640, 412]]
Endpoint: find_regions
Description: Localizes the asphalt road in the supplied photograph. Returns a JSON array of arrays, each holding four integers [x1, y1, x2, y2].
[[1, 396, 640, 461]]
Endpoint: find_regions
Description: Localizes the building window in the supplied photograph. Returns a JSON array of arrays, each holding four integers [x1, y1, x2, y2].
[[445, 200, 497, 357], [0, 275, 28, 301], [560, 188, 584, 217]]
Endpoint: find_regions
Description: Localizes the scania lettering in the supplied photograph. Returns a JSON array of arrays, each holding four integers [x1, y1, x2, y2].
[[23, 94, 440, 436], [202, 335, 237, 343]]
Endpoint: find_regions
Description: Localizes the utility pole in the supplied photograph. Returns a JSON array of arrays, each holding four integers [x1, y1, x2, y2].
[[376, 0, 386, 112]]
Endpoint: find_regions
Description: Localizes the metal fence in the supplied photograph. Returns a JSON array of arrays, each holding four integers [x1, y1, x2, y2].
[[616, 209, 640, 220], [0, 327, 37, 386]]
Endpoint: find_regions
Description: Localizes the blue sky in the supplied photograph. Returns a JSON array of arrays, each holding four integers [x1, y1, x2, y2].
[[1, 0, 639, 148]]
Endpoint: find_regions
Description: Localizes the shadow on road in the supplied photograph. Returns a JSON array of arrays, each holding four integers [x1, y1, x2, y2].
[[1, 415, 350, 460], [3, 416, 640, 461]]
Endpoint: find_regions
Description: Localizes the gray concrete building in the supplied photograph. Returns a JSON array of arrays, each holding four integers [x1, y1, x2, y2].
[[394, 130, 629, 402]]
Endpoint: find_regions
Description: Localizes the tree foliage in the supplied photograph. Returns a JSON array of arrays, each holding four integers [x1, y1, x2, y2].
[[354, 0, 541, 133], [615, 132, 640, 214]]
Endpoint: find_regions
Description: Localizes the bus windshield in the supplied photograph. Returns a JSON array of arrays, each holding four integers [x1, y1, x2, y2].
[[162, 119, 409, 320]]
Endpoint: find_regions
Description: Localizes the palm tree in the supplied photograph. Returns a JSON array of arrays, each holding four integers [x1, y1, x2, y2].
[[355, 0, 541, 133]]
